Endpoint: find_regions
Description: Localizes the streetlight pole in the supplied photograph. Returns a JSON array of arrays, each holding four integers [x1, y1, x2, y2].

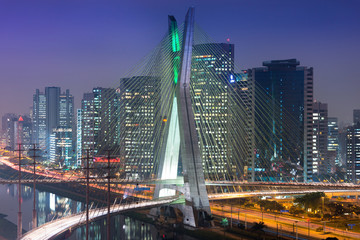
[[321, 196, 325, 220], [31, 144, 37, 229], [17, 144, 23, 239], [107, 151, 111, 240], [230, 204, 232, 229], [237, 206, 239, 222], [245, 213, 247, 230], [85, 150, 90, 240], [295, 221, 298, 240]]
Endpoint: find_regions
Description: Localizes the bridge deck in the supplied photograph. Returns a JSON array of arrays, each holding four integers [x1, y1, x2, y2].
[[20, 196, 178, 240]]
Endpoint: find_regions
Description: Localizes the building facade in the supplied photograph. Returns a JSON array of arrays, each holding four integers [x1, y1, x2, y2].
[[119, 77, 159, 179], [328, 117, 339, 168], [346, 122, 360, 183], [79, 88, 120, 161], [312, 101, 329, 177], [354, 109, 360, 125], [32, 87, 74, 162], [190, 43, 234, 180], [248, 59, 313, 182], [230, 71, 255, 180], [3, 115, 32, 151]]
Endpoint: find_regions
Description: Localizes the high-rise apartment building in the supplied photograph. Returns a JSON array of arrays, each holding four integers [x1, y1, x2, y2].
[[247, 59, 313, 182], [346, 122, 360, 183], [190, 43, 234, 180], [312, 101, 328, 176]]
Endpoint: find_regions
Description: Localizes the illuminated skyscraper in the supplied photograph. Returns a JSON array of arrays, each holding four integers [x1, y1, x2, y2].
[[328, 117, 339, 167], [3, 115, 32, 151], [248, 59, 314, 182], [79, 88, 120, 158], [80, 92, 95, 156], [230, 71, 255, 180], [2, 113, 17, 147], [59, 89, 74, 128], [32, 87, 74, 159], [312, 101, 328, 176], [49, 127, 73, 166], [76, 109, 82, 166], [190, 43, 234, 179], [346, 122, 360, 183], [119, 76, 159, 179], [32, 89, 47, 150]]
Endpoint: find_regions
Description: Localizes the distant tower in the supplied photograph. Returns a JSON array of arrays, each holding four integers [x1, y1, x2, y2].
[[32, 87, 74, 161], [32, 89, 47, 150], [327, 117, 339, 167], [354, 109, 360, 125]]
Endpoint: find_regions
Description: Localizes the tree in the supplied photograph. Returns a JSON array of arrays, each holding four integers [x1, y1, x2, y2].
[[294, 192, 325, 212], [289, 205, 304, 216], [326, 202, 345, 217], [258, 200, 284, 212], [250, 221, 266, 232]]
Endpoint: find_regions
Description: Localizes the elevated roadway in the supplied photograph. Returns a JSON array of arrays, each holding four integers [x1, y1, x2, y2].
[[20, 196, 179, 240]]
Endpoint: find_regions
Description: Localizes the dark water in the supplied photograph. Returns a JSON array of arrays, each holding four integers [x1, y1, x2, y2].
[[0, 184, 195, 240]]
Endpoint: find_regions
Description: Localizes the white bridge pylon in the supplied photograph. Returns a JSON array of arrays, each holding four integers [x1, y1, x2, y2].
[[156, 7, 210, 228]]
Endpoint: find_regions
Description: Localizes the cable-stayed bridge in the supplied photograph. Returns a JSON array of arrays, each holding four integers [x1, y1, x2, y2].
[[1, 7, 357, 239]]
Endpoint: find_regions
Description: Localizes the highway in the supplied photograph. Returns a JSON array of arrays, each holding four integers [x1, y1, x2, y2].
[[211, 204, 360, 239]]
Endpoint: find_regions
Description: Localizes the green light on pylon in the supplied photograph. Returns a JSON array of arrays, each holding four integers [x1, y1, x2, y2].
[[171, 23, 180, 52], [173, 56, 180, 84], [170, 19, 180, 84]]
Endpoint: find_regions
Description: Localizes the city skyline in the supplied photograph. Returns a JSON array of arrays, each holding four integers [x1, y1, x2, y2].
[[1, 5, 360, 239], [1, 0, 360, 125]]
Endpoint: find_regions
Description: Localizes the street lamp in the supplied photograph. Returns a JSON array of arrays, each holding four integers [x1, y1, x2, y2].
[[294, 221, 298, 240], [230, 204, 233, 229], [321, 196, 325, 220]]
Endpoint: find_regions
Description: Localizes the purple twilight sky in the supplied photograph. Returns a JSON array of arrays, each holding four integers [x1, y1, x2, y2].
[[0, 0, 359, 126]]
